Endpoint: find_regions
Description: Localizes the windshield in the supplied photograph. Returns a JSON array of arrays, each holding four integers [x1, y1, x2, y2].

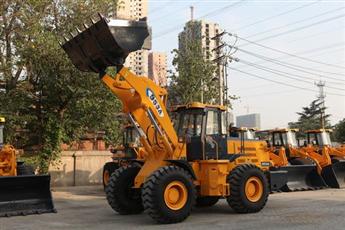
[[176, 111, 203, 138], [317, 132, 332, 146], [284, 131, 298, 147], [244, 130, 256, 140]]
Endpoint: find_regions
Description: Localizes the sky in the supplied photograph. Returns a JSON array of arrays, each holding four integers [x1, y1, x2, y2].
[[147, 0, 345, 129]]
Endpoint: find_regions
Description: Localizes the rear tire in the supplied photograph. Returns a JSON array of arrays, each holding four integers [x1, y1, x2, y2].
[[105, 164, 144, 215], [103, 162, 119, 189], [196, 196, 220, 207], [142, 166, 196, 224], [227, 164, 269, 213]]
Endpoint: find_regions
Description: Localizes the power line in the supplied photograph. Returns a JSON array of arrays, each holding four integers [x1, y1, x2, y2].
[[233, 46, 345, 81], [229, 67, 345, 97], [240, 13, 345, 45], [149, 1, 173, 15], [245, 7, 345, 41], [232, 0, 321, 32], [229, 67, 318, 92], [153, 0, 247, 40], [239, 89, 299, 98], [231, 42, 345, 80], [239, 59, 345, 91], [232, 35, 345, 70], [149, 0, 200, 22]]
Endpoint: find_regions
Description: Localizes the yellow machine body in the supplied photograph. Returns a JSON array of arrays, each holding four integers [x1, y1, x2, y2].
[[0, 145, 17, 177]]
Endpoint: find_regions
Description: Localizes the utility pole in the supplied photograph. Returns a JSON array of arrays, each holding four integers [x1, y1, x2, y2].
[[212, 31, 227, 106], [315, 80, 326, 129]]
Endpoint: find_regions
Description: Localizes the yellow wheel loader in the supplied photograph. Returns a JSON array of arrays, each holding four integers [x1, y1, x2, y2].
[[232, 127, 325, 191], [103, 125, 145, 189], [261, 128, 343, 190], [0, 117, 55, 217], [305, 129, 345, 188], [62, 15, 287, 224]]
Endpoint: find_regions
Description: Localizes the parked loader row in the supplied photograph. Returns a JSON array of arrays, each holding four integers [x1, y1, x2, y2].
[[239, 128, 345, 191]]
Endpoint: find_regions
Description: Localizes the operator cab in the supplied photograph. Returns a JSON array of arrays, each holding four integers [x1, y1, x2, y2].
[[268, 129, 299, 148], [173, 103, 228, 161], [306, 129, 332, 147]]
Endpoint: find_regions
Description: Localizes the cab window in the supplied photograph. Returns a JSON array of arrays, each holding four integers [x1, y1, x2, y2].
[[273, 133, 282, 146], [206, 111, 219, 135], [177, 113, 203, 137]]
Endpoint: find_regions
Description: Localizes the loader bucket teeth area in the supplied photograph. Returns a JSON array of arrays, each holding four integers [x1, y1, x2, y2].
[[279, 165, 326, 191], [0, 175, 56, 217], [324, 161, 345, 188], [62, 16, 150, 73]]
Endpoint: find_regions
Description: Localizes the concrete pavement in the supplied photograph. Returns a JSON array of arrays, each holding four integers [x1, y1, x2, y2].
[[1, 186, 344, 230]]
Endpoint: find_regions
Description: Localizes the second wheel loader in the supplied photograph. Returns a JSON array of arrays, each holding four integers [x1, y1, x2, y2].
[[62, 15, 287, 224], [0, 117, 55, 217], [305, 129, 345, 188], [102, 124, 145, 189]]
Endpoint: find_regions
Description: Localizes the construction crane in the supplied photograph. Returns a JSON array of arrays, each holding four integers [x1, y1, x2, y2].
[[62, 15, 287, 224]]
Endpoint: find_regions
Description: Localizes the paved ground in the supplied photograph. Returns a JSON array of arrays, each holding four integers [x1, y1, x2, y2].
[[1, 186, 345, 230]]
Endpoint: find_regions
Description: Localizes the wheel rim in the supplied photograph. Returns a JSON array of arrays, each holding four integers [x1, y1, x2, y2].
[[245, 176, 263, 202], [103, 170, 110, 186], [164, 181, 188, 210]]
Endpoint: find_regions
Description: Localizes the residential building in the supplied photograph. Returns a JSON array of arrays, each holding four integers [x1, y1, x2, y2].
[[178, 20, 225, 104], [148, 52, 167, 87], [114, 0, 150, 76]]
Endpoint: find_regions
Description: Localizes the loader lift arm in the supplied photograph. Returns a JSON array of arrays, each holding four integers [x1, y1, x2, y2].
[[101, 67, 186, 187]]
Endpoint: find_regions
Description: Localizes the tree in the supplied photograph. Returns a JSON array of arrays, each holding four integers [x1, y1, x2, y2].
[[288, 98, 331, 137], [168, 24, 219, 105], [0, 0, 121, 173], [333, 119, 345, 143]]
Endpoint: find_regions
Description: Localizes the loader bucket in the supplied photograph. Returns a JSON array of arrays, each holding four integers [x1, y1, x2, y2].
[[322, 161, 345, 188], [62, 15, 150, 73], [279, 165, 326, 192], [0, 175, 56, 217]]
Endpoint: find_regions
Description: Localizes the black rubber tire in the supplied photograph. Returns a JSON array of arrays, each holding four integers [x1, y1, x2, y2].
[[103, 162, 119, 189], [227, 164, 269, 213], [195, 196, 220, 207], [17, 163, 35, 175], [142, 166, 196, 224], [105, 164, 144, 215], [289, 158, 313, 165]]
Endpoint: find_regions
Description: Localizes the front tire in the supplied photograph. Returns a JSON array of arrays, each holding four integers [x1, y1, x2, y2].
[[227, 164, 269, 213], [142, 166, 196, 224], [105, 164, 144, 215]]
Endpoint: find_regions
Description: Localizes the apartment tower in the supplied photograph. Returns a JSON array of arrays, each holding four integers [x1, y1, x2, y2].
[[114, 0, 149, 76]]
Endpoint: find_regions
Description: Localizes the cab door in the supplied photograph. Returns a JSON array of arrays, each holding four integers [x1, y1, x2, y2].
[[204, 110, 228, 160]]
